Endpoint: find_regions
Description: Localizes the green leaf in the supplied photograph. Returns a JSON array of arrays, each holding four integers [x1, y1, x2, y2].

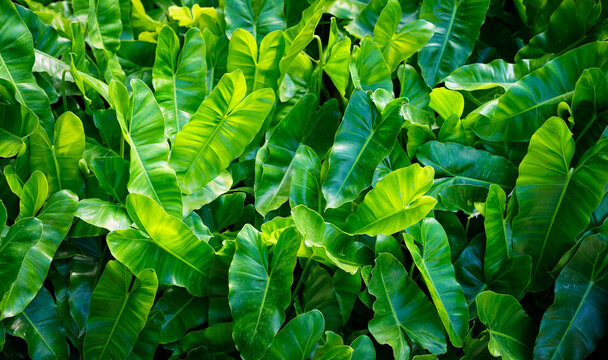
[[153, 26, 207, 141], [228, 225, 300, 360], [76, 198, 131, 231], [17, 171, 47, 220], [444, 58, 545, 91], [128, 309, 162, 360], [1, 190, 78, 319], [0, 97, 38, 158], [228, 29, 285, 93], [107, 193, 215, 296], [225, 0, 285, 42], [83, 261, 158, 360], [471, 42, 608, 142], [289, 145, 325, 213], [170, 70, 275, 194], [571, 68, 608, 157], [368, 253, 447, 358], [323, 89, 403, 208], [349, 37, 392, 93], [344, 164, 436, 236], [4, 287, 69, 360], [535, 232, 608, 359], [303, 266, 343, 332], [482, 184, 511, 281], [29, 111, 85, 198], [429, 87, 464, 120], [404, 218, 468, 347], [476, 291, 536, 360], [0, 1, 53, 135], [418, 0, 491, 86], [373, 0, 434, 72], [417, 141, 517, 213], [182, 170, 233, 216], [512, 117, 608, 290], [90, 156, 129, 205], [110, 79, 183, 218], [345, 0, 388, 38], [153, 287, 208, 344], [263, 310, 325, 360], [292, 205, 374, 274], [87, 0, 122, 53], [351, 335, 376, 360], [255, 94, 321, 215], [324, 19, 351, 96]]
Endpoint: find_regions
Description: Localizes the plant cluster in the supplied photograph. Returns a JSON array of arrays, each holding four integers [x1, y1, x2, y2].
[[0, 0, 607, 359]]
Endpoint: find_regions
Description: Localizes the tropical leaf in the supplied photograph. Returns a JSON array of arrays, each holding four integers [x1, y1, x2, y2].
[[263, 310, 325, 360], [225, 0, 285, 42]]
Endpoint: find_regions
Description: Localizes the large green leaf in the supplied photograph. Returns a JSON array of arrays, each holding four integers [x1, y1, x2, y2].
[[344, 164, 436, 236], [512, 117, 608, 290], [83, 261, 158, 360], [444, 59, 544, 91], [482, 184, 511, 281], [373, 0, 434, 72], [0, 94, 38, 158], [4, 287, 69, 360], [349, 37, 392, 93], [322, 89, 403, 208], [289, 145, 325, 213], [107, 193, 215, 296], [417, 141, 517, 213], [29, 112, 85, 198], [87, 0, 122, 53], [368, 253, 447, 358], [303, 266, 343, 332], [344, 0, 389, 38], [225, 0, 285, 42], [153, 26, 207, 141], [16, 170, 47, 221], [534, 234, 608, 360], [228, 225, 299, 360], [154, 287, 208, 344], [0, 0, 53, 135], [227, 29, 285, 93], [471, 41, 608, 142], [169, 70, 275, 194], [0, 190, 78, 319], [571, 68, 608, 157], [404, 218, 468, 347], [324, 18, 351, 96], [292, 205, 374, 274], [418, 0, 491, 86], [255, 94, 323, 215], [476, 291, 536, 360], [263, 310, 325, 360], [75, 198, 131, 231], [109, 79, 182, 218]]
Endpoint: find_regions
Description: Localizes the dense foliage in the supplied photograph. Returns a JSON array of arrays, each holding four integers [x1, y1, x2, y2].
[[0, 0, 607, 359]]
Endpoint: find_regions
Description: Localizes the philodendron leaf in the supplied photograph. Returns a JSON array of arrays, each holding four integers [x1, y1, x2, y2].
[[368, 253, 447, 359], [16, 170, 47, 221], [170, 70, 275, 194], [83, 261, 158, 360], [4, 287, 69, 360], [224, 0, 285, 43], [349, 37, 392, 93], [87, 0, 122, 53], [109, 79, 183, 218], [482, 184, 511, 281], [323, 89, 403, 209], [153, 26, 207, 141], [153, 287, 208, 344], [512, 117, 608, 291], [229, 225, 300, 360], [29, 111, 85, 198], [0, 0, 53, 135], [263, 310, 325, 360], [444, 58, 545, 91], [373, 0, 434, 72], [0, 98, 38, 158], [534, 234, 608, 360], [476, 291, 536, 360], [571, 68, 608, 157], [404, 218, 469, 347], [289, 145, 325, 213], [345, 164, 436, 236], [418, 0, 491, 86], [76, 198, 131, 231], [107, 193, 215, 296]]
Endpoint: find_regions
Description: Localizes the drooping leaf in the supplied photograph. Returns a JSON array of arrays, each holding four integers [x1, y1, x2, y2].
[[476, 291, 536, 360], [83, 261, 158, 360], [368, 253, 447, 358], [444, 58, 545, 91], [170, 70, 275, 194], [107, 193, 215, 296]]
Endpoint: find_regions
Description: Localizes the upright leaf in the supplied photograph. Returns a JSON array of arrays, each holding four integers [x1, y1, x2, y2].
[[153, 26, 207, 141], [110, 79, 182, 218], [263, 310, 325, 360], [170, 70, 275, 194], [87, 0, 122, 53], [228, 225, 300, 360], [0, 98, 38, 158], [418, 0, 491, 86], [404, 218, 468, 347], [349, 38, 392, 93], [225, 0, 285, 42], [83, 261, 158, 360], [482, 184, 511, 281]]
